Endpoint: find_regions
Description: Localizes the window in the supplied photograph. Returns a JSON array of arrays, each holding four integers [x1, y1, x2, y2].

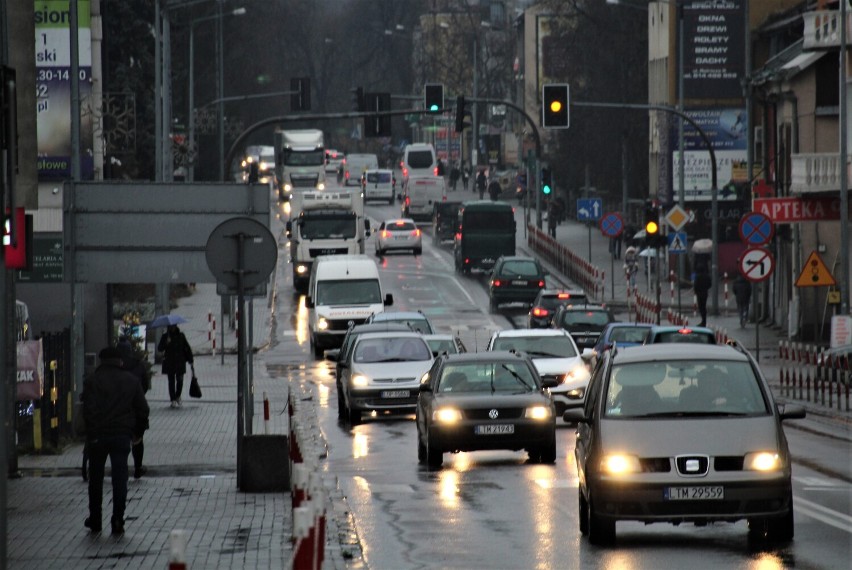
[[300, 215, 357, 239], [438, 362, 536, 393], [366, 172, 392, 184], [609, 327, 652, 344], [498, 260, 541, 277], [560, 310, 611, 327], [463, 209, 514, 231], [407, 150, 434, 168], [491, 336, 577, 358], [283, 149, 325, 166], [353, 337, 432, 363], [316, 279, 382, 306]]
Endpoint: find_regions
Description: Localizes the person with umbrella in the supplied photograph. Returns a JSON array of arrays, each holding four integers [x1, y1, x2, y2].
[[156, 320, 194, 408]]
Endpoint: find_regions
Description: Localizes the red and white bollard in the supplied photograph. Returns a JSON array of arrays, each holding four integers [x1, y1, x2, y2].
[[292, 504, 316, 570], [723, 272, 729, 315], [168, 529, 188, 570], [208, 312, 217, 355]]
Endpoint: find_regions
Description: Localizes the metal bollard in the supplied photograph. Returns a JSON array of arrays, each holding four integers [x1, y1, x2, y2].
[[168, 529, 188, 570], [292, 505, 315, 570]]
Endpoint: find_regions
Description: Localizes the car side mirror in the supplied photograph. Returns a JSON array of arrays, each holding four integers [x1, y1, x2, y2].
[[325, 349, 340, 362], [778, 403, 806, 421], [562, 407, 588, 424], [541, 376, 559, 389], [305, 296, 315, 309], [580, 348, 595, 361], [419, 382, 433, 393], [384, 293, 394, 306]]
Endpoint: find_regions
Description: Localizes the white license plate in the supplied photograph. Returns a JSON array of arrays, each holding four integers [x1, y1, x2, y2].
[[393, 236, 408, 240], [475, 424, 515, 435], [664, 486, 724, 501], [511, 280, 527, 285], [381, 390, 410, 398]]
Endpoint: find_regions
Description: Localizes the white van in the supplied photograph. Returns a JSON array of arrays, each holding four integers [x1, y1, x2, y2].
[[306, 255, 394, 357], [340, 153, 379, 186], [363, 169, 395, 204], [403, 175, 446, 220], [401, 143, 437, 183]]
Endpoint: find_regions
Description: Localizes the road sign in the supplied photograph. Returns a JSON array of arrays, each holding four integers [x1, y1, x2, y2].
[[577, 198, 602, 221], [599, 212, 624, 237], [668, 231, 687, 253], [738, 212, 774, 246], [795, 251, 836, 287], [739, 247, 775, 283], [665, 205, 689, 231]]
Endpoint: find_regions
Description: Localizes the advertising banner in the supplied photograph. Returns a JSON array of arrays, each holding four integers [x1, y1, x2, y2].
[[17, 340, 44, 401], [682, 0, 746, 100], [35, 0, 94, 179], [671, 108, 747, 201]]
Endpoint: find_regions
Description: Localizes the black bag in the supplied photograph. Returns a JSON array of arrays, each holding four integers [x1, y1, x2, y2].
[[189, 366, 202, 398]]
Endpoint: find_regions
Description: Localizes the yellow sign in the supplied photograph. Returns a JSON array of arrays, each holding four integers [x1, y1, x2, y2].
[[828, 290, 841, 304], [795, 251, 836, 287]]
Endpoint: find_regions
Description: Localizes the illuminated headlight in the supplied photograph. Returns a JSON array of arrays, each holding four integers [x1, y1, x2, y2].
[[317, 318, 329, 331], [744, 452, 781, 471], [564, 363, 590, 382], [433, 408, 463, 424], [296, 264, 308, 275], [259, 161, 269, 170], [524, 406, 552, 420], [284, 183, 293, 192], [600, 454, 641, 475], [351, 374, 370, 388], [566, 387, 585, 400], [317, 182, 326, 190]]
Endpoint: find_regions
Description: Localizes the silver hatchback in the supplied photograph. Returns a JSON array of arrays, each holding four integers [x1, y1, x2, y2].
[[564, 343, 805, 545]]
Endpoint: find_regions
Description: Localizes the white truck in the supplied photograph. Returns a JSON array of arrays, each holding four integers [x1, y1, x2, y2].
[[274, 128, 326, 201], [286, 189, 371, 292]]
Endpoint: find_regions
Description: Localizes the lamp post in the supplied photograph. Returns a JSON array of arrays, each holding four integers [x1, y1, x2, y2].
[[188, 6, 246, 182]]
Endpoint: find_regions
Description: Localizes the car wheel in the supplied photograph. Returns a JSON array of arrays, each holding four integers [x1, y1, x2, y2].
[[347, 404, 361, 426], [578, 492, 590, 536], [425, 432, 442, 468], [750, 492, 794, 542], [413, 247, 422, 256], [587, 496, 615, 545], [310, 336, 323, 359], [336, 383, 346, 419]]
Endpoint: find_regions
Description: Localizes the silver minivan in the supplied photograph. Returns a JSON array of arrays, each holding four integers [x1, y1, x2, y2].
[[403, 175, 446, 220], [339, 153, 378, 186], [401, 143, 437, 183]]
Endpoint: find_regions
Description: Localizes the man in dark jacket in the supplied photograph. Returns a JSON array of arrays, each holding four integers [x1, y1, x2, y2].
[[82, 346, 149, 535], [158, 324, 194, 408], [693, 265, 712, 327], [117, 337, 150, 478], [733, 274, 752, 328]]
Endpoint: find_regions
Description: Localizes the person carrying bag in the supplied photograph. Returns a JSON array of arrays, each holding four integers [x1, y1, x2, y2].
[[189, 364, 202, 398]]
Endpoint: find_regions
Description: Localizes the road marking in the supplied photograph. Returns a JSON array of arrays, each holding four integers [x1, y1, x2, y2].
[[794, 496, 852, 533]]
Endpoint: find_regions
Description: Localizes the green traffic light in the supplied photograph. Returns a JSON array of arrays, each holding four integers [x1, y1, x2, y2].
[[429, 104, 439, 112], [543, 184, 552, 195]]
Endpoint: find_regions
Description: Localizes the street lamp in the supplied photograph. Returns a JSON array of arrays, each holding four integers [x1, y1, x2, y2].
[[187, 6, 245, 182]]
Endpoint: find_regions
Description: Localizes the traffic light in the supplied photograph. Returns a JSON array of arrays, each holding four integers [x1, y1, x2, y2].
[[350, 86, 365, 112], [364, 92, 392, 137], [454, 95, 470, 133], [290, 77, 311, 111], [541, 83, 570, 128], [424, 83, 444, 113], [644, 203, 662, 247], [541, 167, 552, 195]]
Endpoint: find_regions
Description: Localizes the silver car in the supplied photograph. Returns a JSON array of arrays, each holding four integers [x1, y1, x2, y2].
[[338, 331, 434, 424], [375, 218, 422, 256], [565, 343, 805, 545]]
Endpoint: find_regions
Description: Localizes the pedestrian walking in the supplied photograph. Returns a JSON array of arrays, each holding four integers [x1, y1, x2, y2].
[[461, 163, 470, 191], [449, 163, 460, 191], [693, 265, 712, 327], [488, 176, 501, 201], [547, 201, 557, 238], [733, 274, 752, 328], [157, 324, 194, 408], [623, 246, 639, 289], [476, 169, 487, 199], [117, 336, 151, 478], [82, 346, 149, 535]]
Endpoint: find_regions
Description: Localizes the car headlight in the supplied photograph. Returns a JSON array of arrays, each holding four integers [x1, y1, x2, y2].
[[284, 183, 292, 192], [317, 182, 326, 190], [351, 374, 370, 388], [566, 387, 585, 400], [564, 363, 590, 382], [296, 264, 308, 275], [317, 318, 329, 331], [433, 408, 463, 424], [600, 454, 641, 475], [744, 452, 781, 471], [524, 406, 552, 420]]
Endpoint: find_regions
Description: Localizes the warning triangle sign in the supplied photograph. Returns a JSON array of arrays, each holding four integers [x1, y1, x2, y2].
[[795, 251, 836, 287]]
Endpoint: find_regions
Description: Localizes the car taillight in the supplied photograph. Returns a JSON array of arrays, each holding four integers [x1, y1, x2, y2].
[[433, 167, 438, 176], [345, 171, 350, 179], [402, 167, 408, 178], [492, 279, 502, 287], [532, 307, 549, 317], [678, 328, 693, 334], [557, 293, 572, 299], [538, 280, 546, 288], [455, 232, 462, 240], [405, 196, 410, 205], [381, 230, 390, 238], [413, 229, 421, 237]]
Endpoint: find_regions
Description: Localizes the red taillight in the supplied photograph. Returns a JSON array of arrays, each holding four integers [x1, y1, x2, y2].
[[492, 279, 502, 287], [413, 229, 421, 237], [532, 307, 549, 317], [455, 232, 462, 240], [433, 167, 438, 176], [464, 258, 470, 265], [538, 280, 546, 288], [405, 196, 410, 205], [557, 293, 572, 299], [345, 171, 350, 179], [678, 328, 693, 334], [381, 230, 390, 239], [394, 221, 405, 226], [402, 167, 408, 178]]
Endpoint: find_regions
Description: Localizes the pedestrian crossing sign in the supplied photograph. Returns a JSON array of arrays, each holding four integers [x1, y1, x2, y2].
[[668, 231, 687, 253]]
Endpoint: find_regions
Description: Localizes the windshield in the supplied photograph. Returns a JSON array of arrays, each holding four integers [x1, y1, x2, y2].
[[300, 216, 357, 239], [491, 336, 577, 358], [407, 150, 434, 168], [283, 149, 325, 167], [315, 279, 382, 306], [604, 360, 769, 418], [463, 210, 514, 232], [367, 172, 392, 184], [609, 326, 653, 344], [353, 336, 432, 363], [437, 362, 537, 394], [426, 338, 459, 356], [560, 310, 611, 328]]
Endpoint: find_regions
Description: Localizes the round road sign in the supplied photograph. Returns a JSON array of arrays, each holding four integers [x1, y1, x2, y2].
[[205, 217, 277, 292], [738, 212, 774, 246], [738, 247, 775, 283], [599, 212, 624, 238]]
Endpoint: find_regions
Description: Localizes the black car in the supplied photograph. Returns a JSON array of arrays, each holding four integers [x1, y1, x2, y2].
[[432, 201, 462, 243], [415, 351, 558, 468], [551, 304, 615, 350], [488, 256, 547, 312], [527, 289, 588, 328]]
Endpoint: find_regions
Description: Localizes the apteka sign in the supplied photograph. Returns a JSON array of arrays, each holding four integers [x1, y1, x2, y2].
[[753, 196, 842, 223]]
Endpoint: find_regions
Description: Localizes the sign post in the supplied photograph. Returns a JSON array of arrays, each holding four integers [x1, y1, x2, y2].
[[578, 198, 602, 263], [599, 212, 624, 300]]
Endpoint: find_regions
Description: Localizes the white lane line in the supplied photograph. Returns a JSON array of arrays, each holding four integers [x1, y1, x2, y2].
[[794, 496, 852, 533]]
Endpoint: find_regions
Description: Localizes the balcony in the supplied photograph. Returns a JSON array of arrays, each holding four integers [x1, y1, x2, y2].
[[803, 10, 852, 50], [790, 153, 844, 194]]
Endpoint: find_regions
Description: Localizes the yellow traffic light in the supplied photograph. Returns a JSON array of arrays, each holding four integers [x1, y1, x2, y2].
[[549, 100, 562, 113], [646, 220, 659, 235]]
